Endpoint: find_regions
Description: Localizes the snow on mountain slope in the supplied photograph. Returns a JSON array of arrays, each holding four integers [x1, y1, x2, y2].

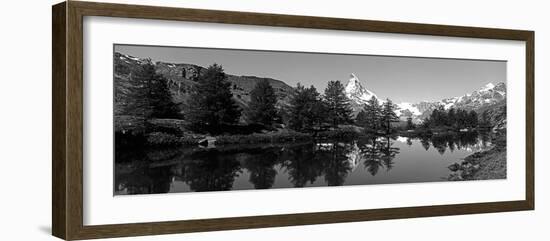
[[436, 82, 506, 111], [345, 73, 379, 104], [343, 73, 506, 121], [480, 83, 495, 92], [395, 102, 422, 116], [343, 73, 423, 118]]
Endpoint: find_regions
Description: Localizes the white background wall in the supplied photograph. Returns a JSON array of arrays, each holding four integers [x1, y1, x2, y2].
[[0, 0, 547, 240]]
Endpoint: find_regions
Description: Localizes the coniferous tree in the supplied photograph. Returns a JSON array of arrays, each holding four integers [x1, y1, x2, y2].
[[406, 117, 415, 130], [468, 110, 479, 128], [120, 61, 179, 119], [425, 105, 450, 128], [421, 118, 431, 129], [323, 80, 353, 128], [185, 64, 241, 134], [362, 96, 382, 134], [435, 105, 447, 127], [247, 79, 279, 127], [288, 84, 324, 132], [422, 107, 480, 130], [380, 98, 400, 134], [311, 99, 328, 131], [355, 110, 368, 127], [426, 108, 438, 127], [447, 108, 457, 127], [456, 109, 468, 128]]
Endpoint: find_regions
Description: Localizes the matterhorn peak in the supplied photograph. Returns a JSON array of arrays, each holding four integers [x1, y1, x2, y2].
[[345, 73, 361, 92], [349, 73, 359, 82], [344, 73, 378, 104]]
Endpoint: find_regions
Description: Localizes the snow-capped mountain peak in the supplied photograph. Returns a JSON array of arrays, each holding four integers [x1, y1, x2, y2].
[[342, 72, 505, 123], [396, 102, 422, 116], [345, 73, 378, 104], [480, 83, 496, 92], [441, 82, 506, 110]]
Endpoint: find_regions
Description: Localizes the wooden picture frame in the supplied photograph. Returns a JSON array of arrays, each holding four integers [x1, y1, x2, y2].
[[52, 1, 534, 240]]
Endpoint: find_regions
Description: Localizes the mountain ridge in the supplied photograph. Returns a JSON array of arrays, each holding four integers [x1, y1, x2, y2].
[[343, 73, 506, 122], [115, 52, 295, 121], [115, 52, 505, 124]]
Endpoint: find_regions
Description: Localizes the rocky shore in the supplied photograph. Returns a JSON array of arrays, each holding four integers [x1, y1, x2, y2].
[[448, 135, 506, 181]]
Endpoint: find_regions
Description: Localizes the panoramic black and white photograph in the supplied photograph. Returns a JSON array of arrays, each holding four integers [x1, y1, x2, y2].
[[114, 44, 507, 195]]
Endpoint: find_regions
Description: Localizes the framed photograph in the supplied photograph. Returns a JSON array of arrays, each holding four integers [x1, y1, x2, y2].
[[52, 1, 534, 240]]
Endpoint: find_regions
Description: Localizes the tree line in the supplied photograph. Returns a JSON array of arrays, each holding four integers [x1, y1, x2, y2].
[[117, 61, 180, 119], [286, 81, 354, 132], [355, 96, 400, 135], [120, 62, 403, 135], [184, 64, 356, 134], [421, 106, 489, 129], [119, 62, 490, 137]]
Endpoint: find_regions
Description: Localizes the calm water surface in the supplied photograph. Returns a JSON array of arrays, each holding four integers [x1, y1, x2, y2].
[[115, 132, 493, 195]]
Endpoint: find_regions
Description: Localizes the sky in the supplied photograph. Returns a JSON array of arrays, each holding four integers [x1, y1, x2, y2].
[[115, 44, 506, 103]]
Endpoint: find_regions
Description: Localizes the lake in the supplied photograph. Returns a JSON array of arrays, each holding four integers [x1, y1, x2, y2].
[[114, 132, 493, 195]]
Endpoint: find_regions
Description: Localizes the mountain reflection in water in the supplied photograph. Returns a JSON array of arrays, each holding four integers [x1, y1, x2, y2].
[[115, 132, 493, 195]]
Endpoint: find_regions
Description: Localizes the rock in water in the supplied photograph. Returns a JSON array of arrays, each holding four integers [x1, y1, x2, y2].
[[198, 137, 216, 148]]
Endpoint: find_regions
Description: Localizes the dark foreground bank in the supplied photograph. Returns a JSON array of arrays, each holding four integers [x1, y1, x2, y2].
[[448, 132, 506, 181]]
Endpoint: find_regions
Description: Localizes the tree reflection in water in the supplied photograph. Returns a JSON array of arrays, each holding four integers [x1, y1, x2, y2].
[[321, 142, 354, 186], [358, 135, 400, 176], [282, 144, 324, 187], [114, 131, 493, 194], [418, 131, 481, 156], [281, 142, 356, 187], [242, 149, 280, 189], [182, 150, 242, 192]]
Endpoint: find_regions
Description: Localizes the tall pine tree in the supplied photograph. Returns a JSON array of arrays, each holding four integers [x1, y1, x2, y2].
[[447, 108, 457, 127], [362, 96, 382, 134], [406, 117, 415, 130], [247, 79, 279, 127], [380, 98, 400, 134], [468, 110, 479, 127], [288, 84, 324, 132], [119, 61, 179, 119], [324, 80, 353, 128], [355, 110, 368, 127], [456, 109, 468, 128], [185, 64, 241, 134]]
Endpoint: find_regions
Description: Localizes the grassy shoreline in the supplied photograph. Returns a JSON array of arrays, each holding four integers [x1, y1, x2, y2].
[[123, 126, 363, 147], [398, 126, 492, 137]]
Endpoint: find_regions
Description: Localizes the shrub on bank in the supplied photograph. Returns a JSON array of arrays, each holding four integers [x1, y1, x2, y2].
[[215, 130, 311, 145], [180, 135, 203, 146], [114, 116, 147, 136], [146, 120, 184, 136], [146, 132, 205, 147], [316, 127, 360, 140], [146, 132, 181, 146]]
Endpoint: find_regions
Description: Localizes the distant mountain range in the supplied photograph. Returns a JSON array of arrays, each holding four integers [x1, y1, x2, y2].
[[344, 73, 506, 122], [115, 52, 506, 124]]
